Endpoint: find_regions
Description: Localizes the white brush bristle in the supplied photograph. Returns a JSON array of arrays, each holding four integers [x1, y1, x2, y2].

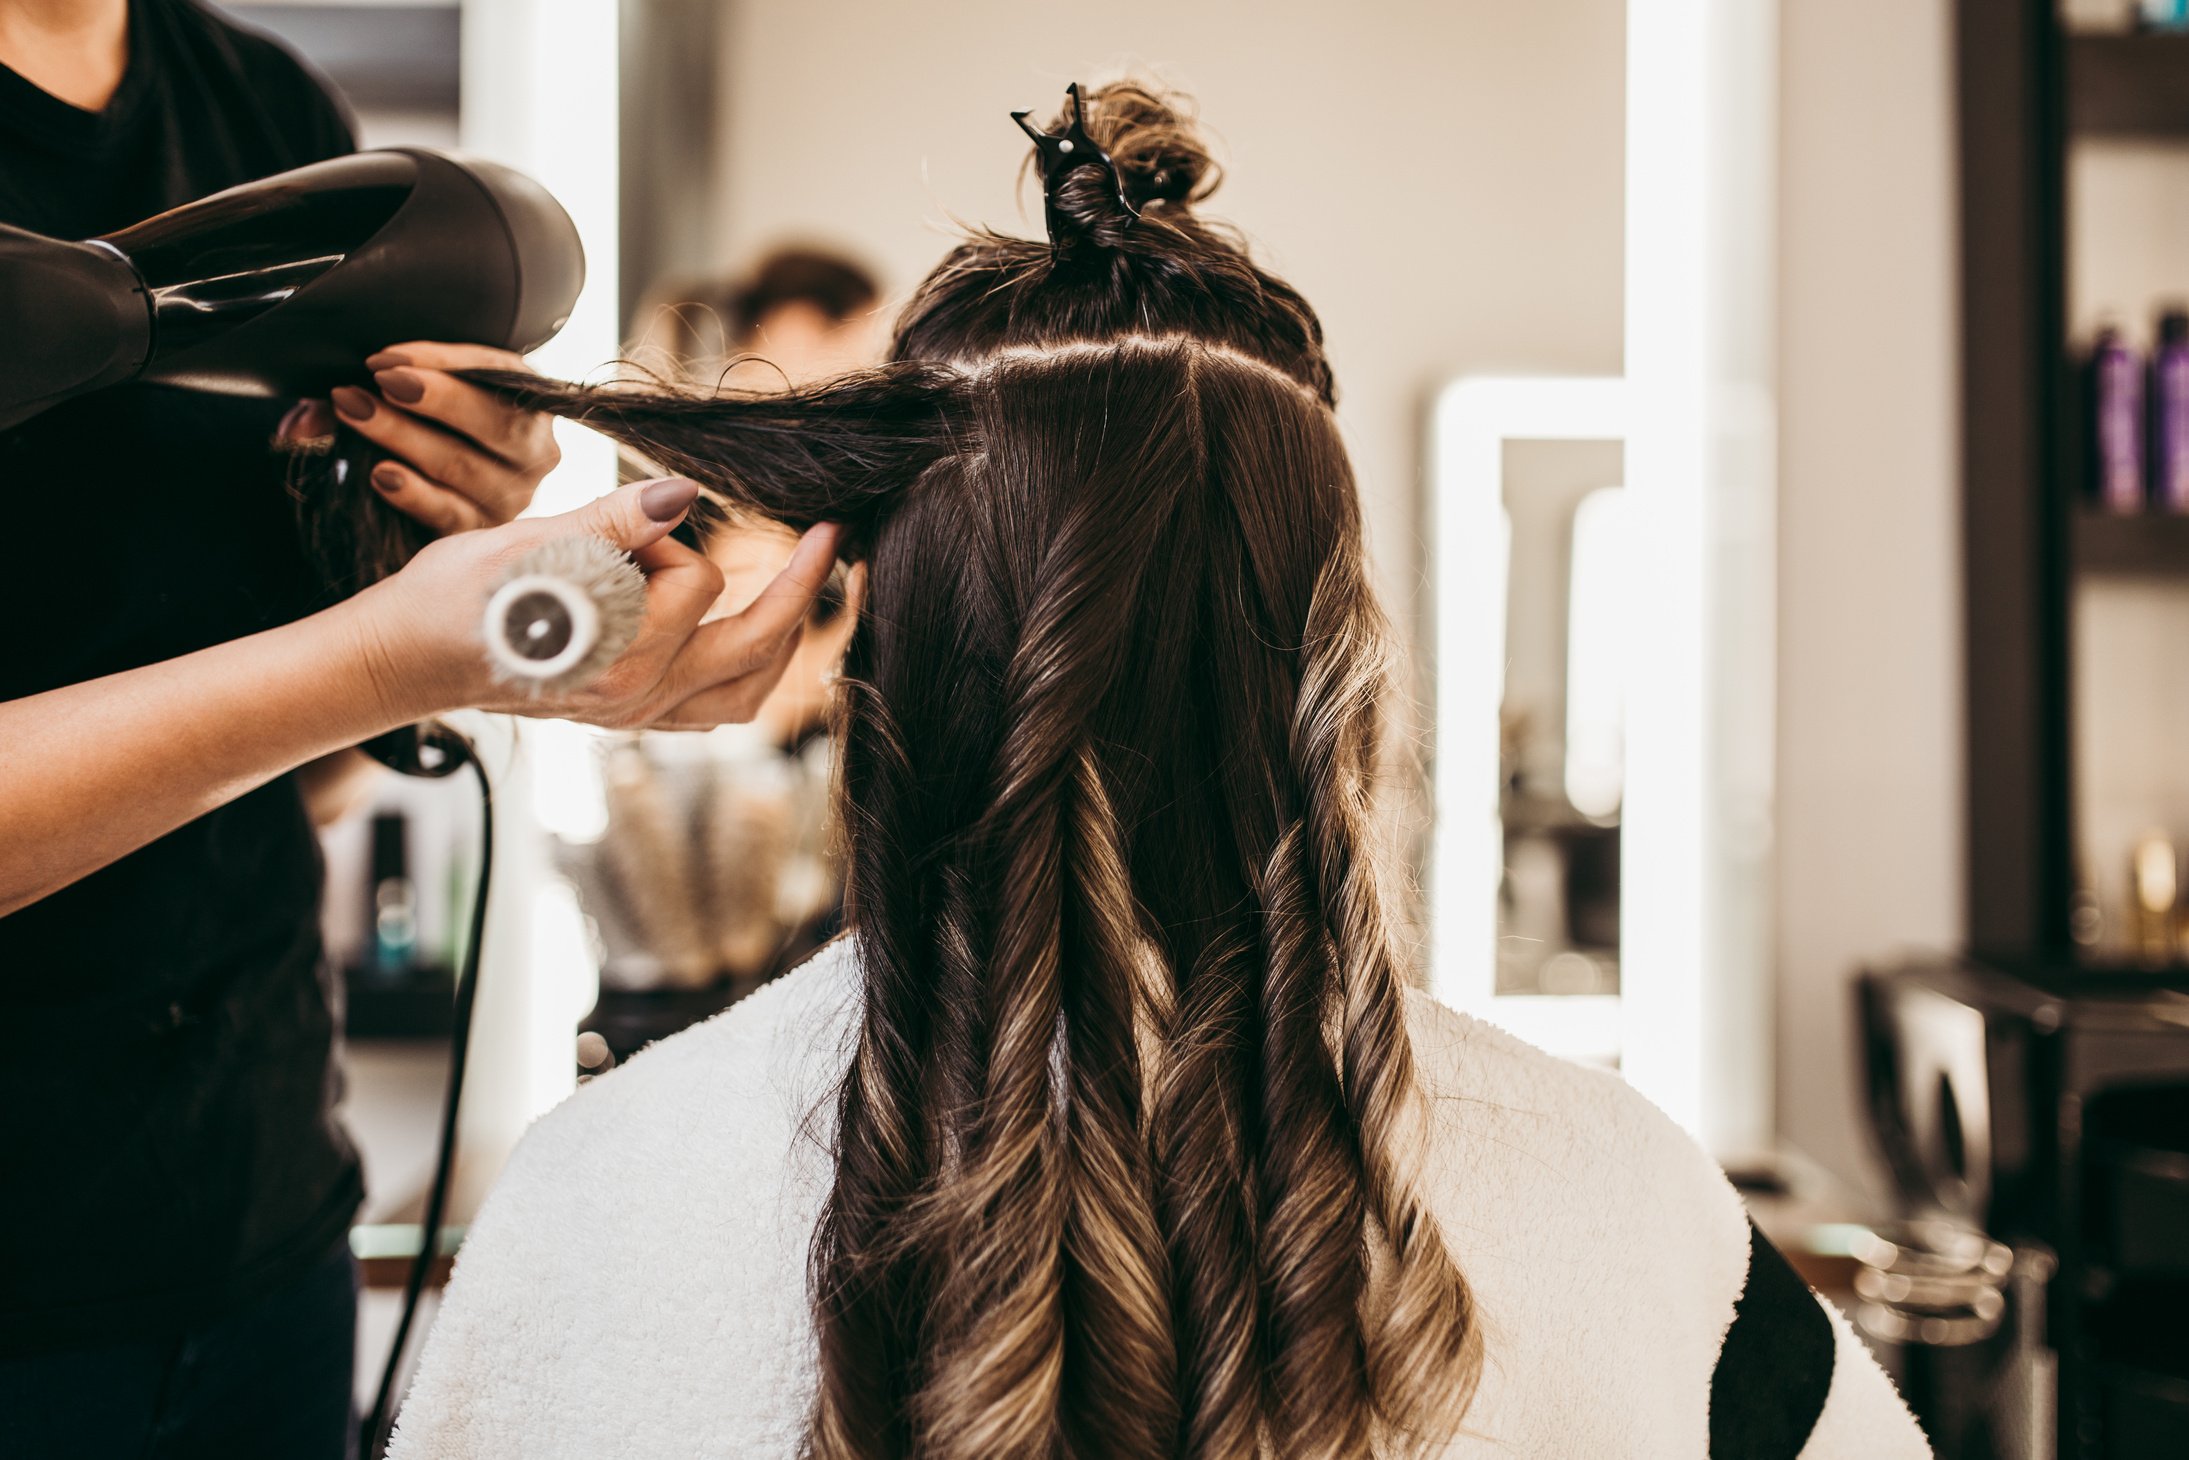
[[483, 536, 648, 696]]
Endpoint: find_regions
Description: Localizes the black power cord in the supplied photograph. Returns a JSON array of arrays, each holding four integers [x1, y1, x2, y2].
[[358, 723, 494, 1457]]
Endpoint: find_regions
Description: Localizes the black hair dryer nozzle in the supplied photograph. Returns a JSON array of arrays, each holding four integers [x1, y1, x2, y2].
[[0, 148, 584, 431]]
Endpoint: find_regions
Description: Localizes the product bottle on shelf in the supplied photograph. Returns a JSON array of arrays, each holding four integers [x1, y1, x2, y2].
[[2130, 830, 2178, 969], [2070, 854, 2103, 953], [2089, 326, 2147, 515], [368, 808, 419, 980], [2151, 309, 2189, 513], [2141, 0, 2189, 34]]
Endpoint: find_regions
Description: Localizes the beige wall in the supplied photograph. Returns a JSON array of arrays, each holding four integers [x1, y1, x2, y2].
[[1775, 0, 1963, 1193], [710, 0, 1626, 612]]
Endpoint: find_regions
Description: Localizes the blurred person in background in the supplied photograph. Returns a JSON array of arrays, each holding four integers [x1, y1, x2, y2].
[[631, 245, 882, 391], [626, 243, 878, 750], [562, 249, 881, 1061]]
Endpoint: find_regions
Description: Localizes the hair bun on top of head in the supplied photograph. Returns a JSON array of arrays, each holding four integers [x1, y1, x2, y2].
[[1014, 80, 1219, 255]]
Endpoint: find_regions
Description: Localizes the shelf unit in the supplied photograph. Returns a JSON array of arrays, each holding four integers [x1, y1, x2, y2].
[[1956, 7, 2189, 1457], [1963, 10, 2189, 967]]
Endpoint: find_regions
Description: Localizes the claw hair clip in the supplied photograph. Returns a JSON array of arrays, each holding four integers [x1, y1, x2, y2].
[[1011, 82, 1138, 252]]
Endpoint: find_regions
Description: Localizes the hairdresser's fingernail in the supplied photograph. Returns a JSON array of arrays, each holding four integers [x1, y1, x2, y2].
[[640, 476, 700, 522], [370, 464, 404, 495], [331, 386, 376, 422], [364, 350, 412, 371], [375, 369, 427, 404]]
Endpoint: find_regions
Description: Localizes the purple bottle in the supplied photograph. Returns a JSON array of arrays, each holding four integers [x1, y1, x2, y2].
[[2151, 310, 2189, 513], [2090, 326, 2146, 514]]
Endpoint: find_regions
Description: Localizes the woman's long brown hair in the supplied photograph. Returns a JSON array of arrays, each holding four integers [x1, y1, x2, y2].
[[478, 81, 1482, 1460]]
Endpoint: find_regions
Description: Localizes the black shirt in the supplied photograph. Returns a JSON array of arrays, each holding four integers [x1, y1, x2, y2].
[[0, 0, 364, 1353]]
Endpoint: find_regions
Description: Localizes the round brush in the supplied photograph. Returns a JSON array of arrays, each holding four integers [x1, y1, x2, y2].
[[482, 536, 648, 695]]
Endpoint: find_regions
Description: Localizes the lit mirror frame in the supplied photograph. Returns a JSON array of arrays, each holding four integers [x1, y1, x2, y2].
[[1429, 378, 1627, 1069]]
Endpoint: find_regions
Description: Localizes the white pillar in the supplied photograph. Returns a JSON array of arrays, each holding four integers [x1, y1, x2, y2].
[[1620, 0, 1778, 1151], [449, 0, 620, 1201]]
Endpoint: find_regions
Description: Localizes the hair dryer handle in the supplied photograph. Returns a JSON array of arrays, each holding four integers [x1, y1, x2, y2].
[[0, 224, 149, 431]]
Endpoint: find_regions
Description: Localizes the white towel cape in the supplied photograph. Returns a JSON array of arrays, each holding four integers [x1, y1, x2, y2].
[[392, 939, 1930, 1459]]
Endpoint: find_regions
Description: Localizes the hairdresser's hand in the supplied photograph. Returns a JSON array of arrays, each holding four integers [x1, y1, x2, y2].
[[321, 341, 561, 532], [349, 475, 842, 732]]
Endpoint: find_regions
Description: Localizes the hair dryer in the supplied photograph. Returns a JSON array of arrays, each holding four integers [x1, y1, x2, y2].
[[0, 148, 584, 431]]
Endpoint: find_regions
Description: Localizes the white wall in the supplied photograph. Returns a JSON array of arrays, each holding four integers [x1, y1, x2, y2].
[[710, 0, 1626, 615], [1775, 0, 1963, 1194]]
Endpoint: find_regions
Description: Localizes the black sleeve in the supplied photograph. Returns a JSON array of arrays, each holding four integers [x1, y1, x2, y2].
[[1708, 1220, 1838, 1459], [224, 23, 357, 166]]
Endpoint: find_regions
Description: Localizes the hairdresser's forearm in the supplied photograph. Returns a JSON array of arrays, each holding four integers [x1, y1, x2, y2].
[[0, 599, 441, 917], [298, 747, 385, 827]]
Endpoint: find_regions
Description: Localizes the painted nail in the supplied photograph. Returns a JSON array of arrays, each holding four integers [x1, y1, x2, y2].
[[640, 476, 699, 522], [364, 350, 412, 371], [370, 464, 403, 494], [331, 386, 376, 422], [375, 368, 426, 404]]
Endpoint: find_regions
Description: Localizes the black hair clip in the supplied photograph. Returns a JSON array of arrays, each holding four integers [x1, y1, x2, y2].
[[1012, 83, 1138, 251]]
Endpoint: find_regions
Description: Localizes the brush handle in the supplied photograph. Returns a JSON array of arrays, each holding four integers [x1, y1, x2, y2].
[[482, 539, 647, 693]]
